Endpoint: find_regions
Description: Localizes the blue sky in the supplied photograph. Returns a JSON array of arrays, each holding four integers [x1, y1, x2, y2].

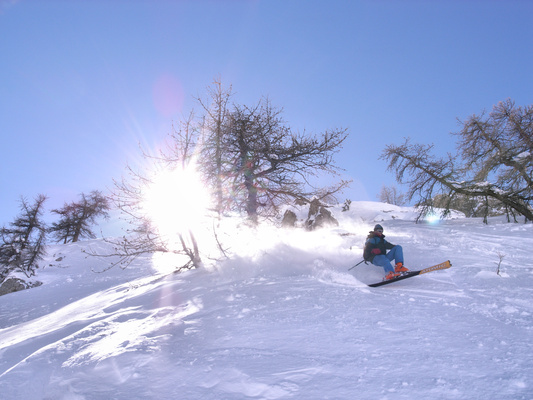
[[1, 0, 532, 226]]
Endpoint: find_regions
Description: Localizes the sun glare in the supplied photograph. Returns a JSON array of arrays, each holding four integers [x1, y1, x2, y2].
[[142, 164, 211, 238], [425, 213, 441, 224]]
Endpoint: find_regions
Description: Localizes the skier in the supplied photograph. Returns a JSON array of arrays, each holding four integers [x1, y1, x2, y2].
[[363, 224, 409, 280]]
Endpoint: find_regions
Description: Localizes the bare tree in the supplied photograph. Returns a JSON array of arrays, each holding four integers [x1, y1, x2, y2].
[[222, 98, 350, 222], [165, 82, 351, 223], [100, 80, 350, 270], [381, 99, 533, 222], [196, 78, 235, 216], [0, 195, 47, 280], [49, 191, 110, 243], [378, 185, 407, 206], [103, 114, 205, 272], [159, 111, 200, 169], [105, 159, 203, 272]]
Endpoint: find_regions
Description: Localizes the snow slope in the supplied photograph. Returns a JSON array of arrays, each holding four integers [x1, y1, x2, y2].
[[0, 202, 532, 400]]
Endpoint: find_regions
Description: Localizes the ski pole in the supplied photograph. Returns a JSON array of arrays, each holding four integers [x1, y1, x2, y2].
[[348, 259, 366, 271]]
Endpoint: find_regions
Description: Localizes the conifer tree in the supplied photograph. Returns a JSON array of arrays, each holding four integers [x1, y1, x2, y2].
[[0, 195, 47, 280], [49, 191, 110, 243], [382, 99, 533, 222]]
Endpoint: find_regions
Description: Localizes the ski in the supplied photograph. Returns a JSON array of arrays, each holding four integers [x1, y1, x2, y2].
[[368, 260, 452, 287]]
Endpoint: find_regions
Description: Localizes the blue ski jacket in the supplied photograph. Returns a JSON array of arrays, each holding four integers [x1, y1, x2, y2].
[[363, 232, 396, 262]]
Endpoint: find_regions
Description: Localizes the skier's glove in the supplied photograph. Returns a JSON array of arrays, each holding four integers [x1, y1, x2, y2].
[[371, 248, 381, 255]]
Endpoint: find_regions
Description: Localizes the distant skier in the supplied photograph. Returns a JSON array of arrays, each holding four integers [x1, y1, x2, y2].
[[363, 224, 409, 280]]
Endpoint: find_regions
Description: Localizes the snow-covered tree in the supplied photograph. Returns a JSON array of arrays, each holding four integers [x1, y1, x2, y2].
[[0, 195, 47, 281], [381, 99, 533, 222], [432, 193, 509, 222]]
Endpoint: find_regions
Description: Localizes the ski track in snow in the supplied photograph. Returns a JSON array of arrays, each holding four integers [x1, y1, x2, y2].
[[0, 203, 532, 400]]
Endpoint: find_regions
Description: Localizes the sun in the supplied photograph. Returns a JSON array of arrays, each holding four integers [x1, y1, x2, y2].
[[141, 163, 211, 238]]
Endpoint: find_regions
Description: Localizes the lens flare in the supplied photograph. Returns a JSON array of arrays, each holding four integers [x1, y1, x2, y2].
[[425, 213, 440, 224]]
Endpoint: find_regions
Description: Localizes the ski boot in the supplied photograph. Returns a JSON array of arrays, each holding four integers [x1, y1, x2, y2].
[[395, 262, 409, 273], [384, 271, 400, 281]]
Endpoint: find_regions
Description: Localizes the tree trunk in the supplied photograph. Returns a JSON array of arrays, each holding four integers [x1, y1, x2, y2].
[[244, 172, 258, 223]]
